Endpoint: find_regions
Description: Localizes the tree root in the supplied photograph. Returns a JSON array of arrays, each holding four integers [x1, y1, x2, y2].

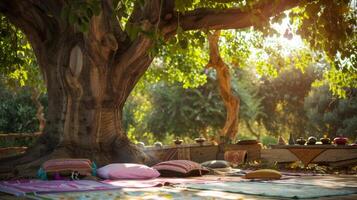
[[0, 136, 150, 179], [0, 143, 50, 173], [113, 136, 149, 164]]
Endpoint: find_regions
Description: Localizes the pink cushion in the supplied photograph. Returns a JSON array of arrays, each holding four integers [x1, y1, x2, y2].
[[152, 160, 209, 177], [97, 163, 160, 180]]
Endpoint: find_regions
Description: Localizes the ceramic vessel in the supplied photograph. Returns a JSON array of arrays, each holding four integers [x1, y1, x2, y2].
[[333, 136, 348, 145], [154, 141, 163, 148], [296, 137, 306, 145], [195, 136, 206, 145], [288, 133, 295, 145], [174, 137, 183, 145], [320, 137, 331, 145], [307, 136, 317, 145]]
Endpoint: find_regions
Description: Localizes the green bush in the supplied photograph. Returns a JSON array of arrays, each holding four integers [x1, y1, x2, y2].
[[0, 84, 47, 133], [261, 135, 278, 147]]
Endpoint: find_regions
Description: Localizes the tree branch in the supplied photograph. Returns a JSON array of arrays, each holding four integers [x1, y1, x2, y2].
[[0, 0, 60, 46], [207, 31, 240, 141], [111, 35, 153, 103], [245, 120, 260, 140], [160, 0, 302, 35], [109, 0, 165, 99]]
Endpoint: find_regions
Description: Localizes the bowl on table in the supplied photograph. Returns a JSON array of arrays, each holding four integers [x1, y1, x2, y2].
[[333, 136, 348, 145]]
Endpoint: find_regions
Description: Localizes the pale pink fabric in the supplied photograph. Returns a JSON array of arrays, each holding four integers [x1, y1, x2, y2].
[[97, 163, 160, 180]]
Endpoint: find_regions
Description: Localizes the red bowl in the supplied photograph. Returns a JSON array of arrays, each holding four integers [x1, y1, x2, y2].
[[333, 137, 348, 145]]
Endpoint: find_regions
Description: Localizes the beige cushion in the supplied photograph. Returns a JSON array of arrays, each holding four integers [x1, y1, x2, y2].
[[244, 169, 282, 180]]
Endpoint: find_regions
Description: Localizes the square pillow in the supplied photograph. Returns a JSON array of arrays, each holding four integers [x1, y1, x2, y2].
[[97, 163, 160, 180], [152, 160, 209, 177], [42, 158, 93, 177]]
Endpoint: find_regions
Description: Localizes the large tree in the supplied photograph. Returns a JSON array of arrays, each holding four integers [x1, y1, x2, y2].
[[0, 0, 354, 175]]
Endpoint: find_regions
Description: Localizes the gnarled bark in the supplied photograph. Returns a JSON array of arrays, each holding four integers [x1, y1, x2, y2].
[[0, 0, 154, 176], [207, 31, 240, 143]]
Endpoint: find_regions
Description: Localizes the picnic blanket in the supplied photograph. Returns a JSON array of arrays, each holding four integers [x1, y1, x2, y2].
[[29, 187, 232, 200], [0, 179, 119, 196], [184, 181, 357, 199], [0, 177, 218, 196], [2, 175, 357, 199]]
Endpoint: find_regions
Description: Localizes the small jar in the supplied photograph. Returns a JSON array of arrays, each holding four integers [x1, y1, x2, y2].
[[296, 137, 306, 145], [174, 137, 183, 145], [307, 136, 317, 145], [333, 136, 348, 145], [320, 137, 331, 145], [195, 136, 206, 145]]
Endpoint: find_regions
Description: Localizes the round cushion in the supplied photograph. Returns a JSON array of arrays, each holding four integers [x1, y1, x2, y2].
[[244, 169, 282, 180]]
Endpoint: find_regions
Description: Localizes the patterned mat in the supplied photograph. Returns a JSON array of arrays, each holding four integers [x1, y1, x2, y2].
[[0, 179, 118, 196], [28, 187, 231, 200], [184, 181, 357, 199]]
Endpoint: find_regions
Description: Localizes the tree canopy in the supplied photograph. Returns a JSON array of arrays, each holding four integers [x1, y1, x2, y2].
[[1, 0, 355, 96]]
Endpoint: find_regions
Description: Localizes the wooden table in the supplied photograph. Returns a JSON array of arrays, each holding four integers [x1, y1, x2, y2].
[[144, 143, 261, 164], [262, 145, 357, 167]]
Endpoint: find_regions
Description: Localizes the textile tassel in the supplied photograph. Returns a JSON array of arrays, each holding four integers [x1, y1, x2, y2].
[[91, 162, 97, 176], [37, 168, 47, 180]]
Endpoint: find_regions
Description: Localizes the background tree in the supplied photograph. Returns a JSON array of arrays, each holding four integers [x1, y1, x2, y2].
[[124, 67, 263, 144], [305, 85, 357, 140], [258, 65, 321, 138]]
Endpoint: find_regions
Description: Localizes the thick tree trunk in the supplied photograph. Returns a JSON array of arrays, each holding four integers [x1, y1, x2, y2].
[[207, 31, 240, 143], [0, 0, 153, 176], [1, 39, 150, 177]]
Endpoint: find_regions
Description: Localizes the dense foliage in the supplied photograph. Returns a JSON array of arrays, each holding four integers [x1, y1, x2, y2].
[[0, 14, 44, 91], [305, 85, 357, 140], [0, 81, 47, 133], [258, 66, 321, 138]]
